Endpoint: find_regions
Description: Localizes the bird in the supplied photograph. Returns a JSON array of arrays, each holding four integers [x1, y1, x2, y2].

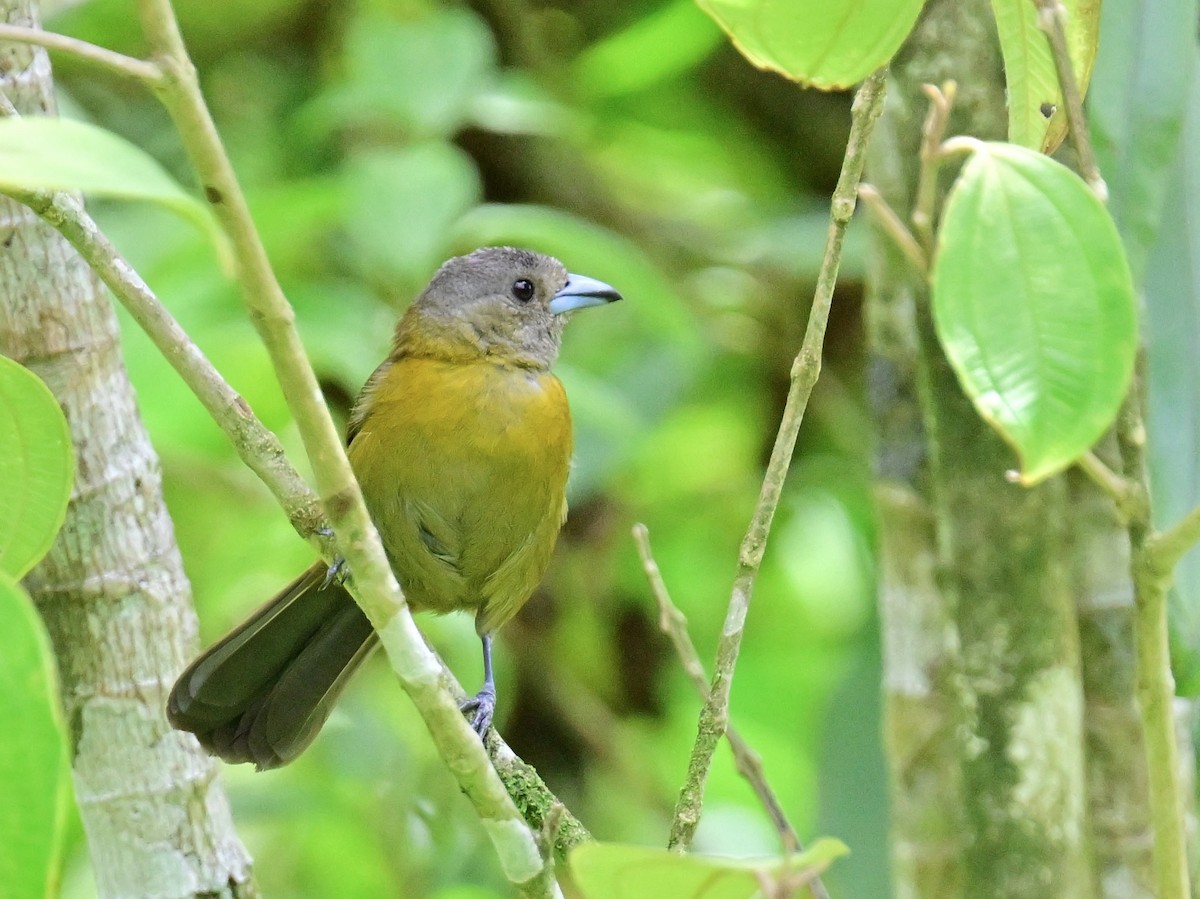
[[167, 246, 621, 770]]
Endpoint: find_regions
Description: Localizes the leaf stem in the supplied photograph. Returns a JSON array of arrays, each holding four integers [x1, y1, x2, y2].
[[1076, 450, 1145, 523], [0, 24, 162, 85], [858, 183, 928, 278], [665, 67, 889, 854]]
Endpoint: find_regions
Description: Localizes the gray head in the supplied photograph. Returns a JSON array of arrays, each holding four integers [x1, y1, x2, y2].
[[395, 247, 621, 369]]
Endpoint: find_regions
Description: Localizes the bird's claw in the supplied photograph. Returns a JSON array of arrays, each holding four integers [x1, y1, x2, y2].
[[321, 556, 347, 590], [459, 686, 496, 738]]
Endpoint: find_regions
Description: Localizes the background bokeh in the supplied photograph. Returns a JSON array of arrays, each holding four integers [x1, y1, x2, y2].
[[45, 0, 886, 895]]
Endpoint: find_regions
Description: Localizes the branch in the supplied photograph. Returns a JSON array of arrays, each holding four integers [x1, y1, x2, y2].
[[633, 525, 833, 899], [128, 0, 560, 891], [1148, 503, 1200, 579], [1031, 0, 1106, 199], [0, 184, 327, 544], [666, 67, 889, 854], [0, 23, 162, 85]]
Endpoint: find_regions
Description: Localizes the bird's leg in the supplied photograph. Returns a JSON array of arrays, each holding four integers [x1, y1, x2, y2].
[[320, 557, 347, 589], [313, 527, 347, 589], [459, 634, 496, 737]]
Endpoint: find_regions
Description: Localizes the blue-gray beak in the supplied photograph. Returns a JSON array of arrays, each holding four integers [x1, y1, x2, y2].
[[549, 273, 622, 315]]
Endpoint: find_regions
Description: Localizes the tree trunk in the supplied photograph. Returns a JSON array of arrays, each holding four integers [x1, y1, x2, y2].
[[868, 1, 1094, 895], [0, 2, 254, 895]]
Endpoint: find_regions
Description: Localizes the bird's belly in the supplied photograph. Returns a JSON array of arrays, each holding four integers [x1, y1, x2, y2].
[[347, 358, 571, 621]]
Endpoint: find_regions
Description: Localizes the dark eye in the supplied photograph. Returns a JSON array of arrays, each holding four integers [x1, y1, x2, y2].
[[511, 279, 535, 303]]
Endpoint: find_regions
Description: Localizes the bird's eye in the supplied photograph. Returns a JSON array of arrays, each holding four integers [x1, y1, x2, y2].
[[511, 279, 535, 303]]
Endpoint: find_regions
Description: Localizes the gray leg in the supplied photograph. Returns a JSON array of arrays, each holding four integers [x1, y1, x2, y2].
[[459, 634, 496, 737]]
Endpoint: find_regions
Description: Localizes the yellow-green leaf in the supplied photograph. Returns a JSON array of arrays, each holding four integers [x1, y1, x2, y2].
[[570, 838, 848, 899], [0, 356, 73, 579], [0, 571, 70, 899], [695, 0, 924, 89], [932, 142, 1137, 483], [0, 117, 225, 254], [989, 0, 1101, 152]]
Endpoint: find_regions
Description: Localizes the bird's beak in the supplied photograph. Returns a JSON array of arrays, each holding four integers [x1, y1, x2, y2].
[[549, 273, 622, 315]]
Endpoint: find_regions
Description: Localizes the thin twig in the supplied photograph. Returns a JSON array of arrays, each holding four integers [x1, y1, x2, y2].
[[132, 0, 556, 891], [858, 183, 928, 278], [633, 527, 799, 847], [666, 67, 889, 854], [1031, 0, 1106, 199], [633, 526, 833, 899], [912, 81, 957, 252], [0, 23, 162, 85], [1148, 504, 1200, 579]]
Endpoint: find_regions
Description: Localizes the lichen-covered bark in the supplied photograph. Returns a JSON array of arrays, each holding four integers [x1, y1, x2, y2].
[[0, 3, 253, 895], [867, 1, 1092, 895]]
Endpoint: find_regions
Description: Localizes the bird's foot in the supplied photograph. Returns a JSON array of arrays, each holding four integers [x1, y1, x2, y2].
[[459, 685, 496, 738], [321, 556, 347, 589]]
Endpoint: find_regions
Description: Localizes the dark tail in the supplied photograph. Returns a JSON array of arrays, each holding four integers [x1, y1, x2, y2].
[[168, 562, 378, 770]]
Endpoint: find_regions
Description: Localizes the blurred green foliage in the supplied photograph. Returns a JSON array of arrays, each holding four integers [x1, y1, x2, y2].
[[46, 0, 883, 895]]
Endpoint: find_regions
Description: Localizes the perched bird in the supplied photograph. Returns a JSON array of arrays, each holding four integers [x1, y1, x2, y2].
[[167, 247, 621, 769]]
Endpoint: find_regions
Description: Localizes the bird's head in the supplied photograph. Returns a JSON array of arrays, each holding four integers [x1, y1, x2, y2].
[[395, 247, 621, 368]]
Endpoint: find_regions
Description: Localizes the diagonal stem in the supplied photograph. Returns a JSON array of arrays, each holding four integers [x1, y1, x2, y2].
[[666, 67, 889, 854]]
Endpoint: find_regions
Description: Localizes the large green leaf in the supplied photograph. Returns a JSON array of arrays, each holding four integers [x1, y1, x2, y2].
[[0, 117, 218, 245], [0, 356, 73, 579], [695, 0, 923, 89], [0, 571, 70, 899], [570, 839, 848, 899], [989, 0, 1100, 153], [931, 142, 1137, 484]]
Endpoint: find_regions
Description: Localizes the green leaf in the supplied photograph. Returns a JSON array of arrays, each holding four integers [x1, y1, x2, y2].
[[1089, 0, 1198, 282], [342, 142, 481, 286], [0, 356, 73, 579], [931, 142, 1137, 484], [570, 839, 848, 899], [0, 117, 222, 251], [307, 8, 496, 138], [695, 0, 923, 89], [574, 0, 725, 97], [989, 0, 1100, 153], [0, 571, 70, 899]]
